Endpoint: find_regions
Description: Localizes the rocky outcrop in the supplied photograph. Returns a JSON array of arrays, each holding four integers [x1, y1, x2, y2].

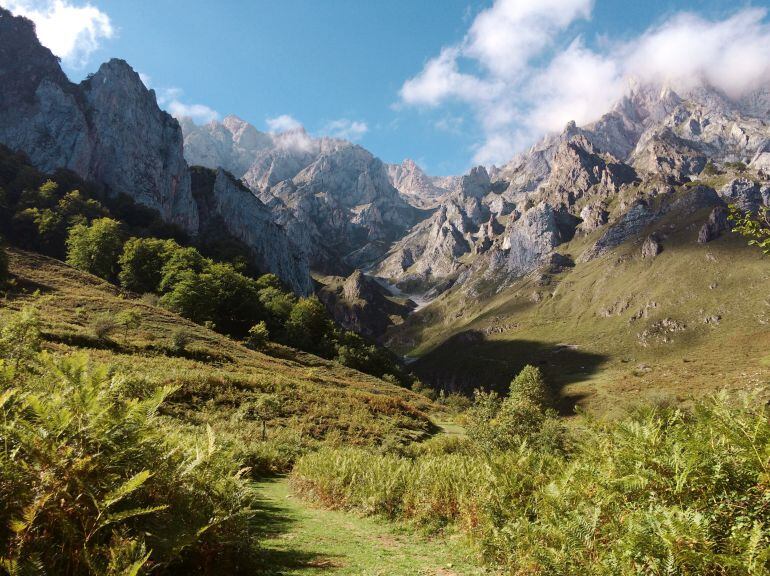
[[491, 203, 579, 277], [256, 143, 423, 272], [181, 116, 425, 273], [698, 206, 731, 244], [581, 201, 657, 261], [717, 178, 768, 213], [630, 128, 707, 183], [190, 167, 313, 295], [641, 234, 663, 259], [180, 115, 273, 177], [0, 8, 198, 232], [373, 165, 500, 289]]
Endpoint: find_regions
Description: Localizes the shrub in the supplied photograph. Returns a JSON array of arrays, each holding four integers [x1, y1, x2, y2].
[[508, 364, 551, 408], [170, 328, 192, 353], [294, 392, 770, 575], [119, 237, 177, 293], [286, 297, 336, 357], [0, 305, 41, 370], [116, 308, 142, 341], [90, 312, 118, 341], [465, 365, 563, 453], [66, 217, 124, 281], [245, 321, 269, 350], [702, 160, 719, 176]]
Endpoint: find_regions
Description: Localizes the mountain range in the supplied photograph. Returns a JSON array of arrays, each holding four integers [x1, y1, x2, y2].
[[1, 5, 769, 406]]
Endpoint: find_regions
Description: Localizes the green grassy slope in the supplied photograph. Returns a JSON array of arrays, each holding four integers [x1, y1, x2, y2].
[[387, 198, 770, 416], [2, 249, 437, 452]]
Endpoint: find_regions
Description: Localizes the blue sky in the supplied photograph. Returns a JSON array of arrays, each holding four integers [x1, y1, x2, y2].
[[6, 0, 770, 175]]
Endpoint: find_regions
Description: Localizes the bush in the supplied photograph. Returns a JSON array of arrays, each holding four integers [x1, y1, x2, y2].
[[0, 352, 260, 575], [116, 308, 142, 341], [286, 297, 336, 357], [66, 217, 124, 281], [170, 328, 192, 353], [465, 365, 563, 453], [245, 321, 269, 350], [508, 364, 552, 407], [0, 305, 41, 369], [90, 312, 118, 341], [119, 237, 177, 293]]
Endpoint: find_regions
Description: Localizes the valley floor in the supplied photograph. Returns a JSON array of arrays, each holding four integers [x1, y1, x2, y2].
[[253, 478, 487, 576]]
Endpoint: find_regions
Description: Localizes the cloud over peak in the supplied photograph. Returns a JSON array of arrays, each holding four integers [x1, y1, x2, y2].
[[322, 118, 368, 141], [266, 114, 304, 133], [399, 0, 770, 166], [5, 0, 114, 68]]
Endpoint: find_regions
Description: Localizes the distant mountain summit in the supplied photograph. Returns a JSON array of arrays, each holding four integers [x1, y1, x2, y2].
[[181, 117, 427, 273], [0, 7, 313, 294], [385, 159, 460, 209]]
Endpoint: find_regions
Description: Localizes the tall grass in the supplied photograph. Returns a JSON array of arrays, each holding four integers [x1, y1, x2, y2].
[[0, 313, 262, 575], [293, 393, 770, 575]]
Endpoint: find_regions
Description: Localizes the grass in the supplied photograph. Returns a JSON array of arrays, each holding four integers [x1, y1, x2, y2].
[[254, 477, 487, 576], [0, 249, 439, 469], [292, 392, 770, 575], [388, 193, 770, 416]]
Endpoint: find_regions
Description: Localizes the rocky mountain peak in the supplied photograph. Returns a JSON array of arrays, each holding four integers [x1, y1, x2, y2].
[[386, 158, 457, 209], [458, 166, 491, 199], [0, 10, 314, 294], [0, 8, 198, 232], [0, 7, 71, 105]]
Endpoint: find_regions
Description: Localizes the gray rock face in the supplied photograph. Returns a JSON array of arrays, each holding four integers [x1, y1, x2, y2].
[[580, 201, 657, 261], [81, 60, 197, 231], [317, 270, 414, 341], [630, 128, 707, 183], [373, 165, 500, 289], [258, 143, 423, 272], [493, 203, 579, 277], [180, 115, 273, 177], [698, 206, 731, 244], [182, 116, 424, 273], [379, 81, 770, 303], [718, 178, 766, 213], [0, 8, 198, 232], [190, 168, 313, 295], [386, 159, 458, 209]]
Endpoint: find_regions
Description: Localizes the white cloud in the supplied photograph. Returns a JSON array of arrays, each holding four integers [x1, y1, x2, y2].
[[266, 114, 304, 133], [322, 118, 368, 141], [156, 87, 219, 124], [5, 0, 114, 68], [464, 0, 593, 79], [400, 47, 499, 106], [399, 1, 770, 166], [623, 9, 770, 100]]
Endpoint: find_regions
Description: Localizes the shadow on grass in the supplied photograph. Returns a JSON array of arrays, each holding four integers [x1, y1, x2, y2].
[[43, 331, 233, 363], [251, 478, 344, 575], [414, 331, 608, 415]]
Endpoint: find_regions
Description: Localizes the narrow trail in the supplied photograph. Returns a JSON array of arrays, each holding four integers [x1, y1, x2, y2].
[[253, 477, 487, 576]]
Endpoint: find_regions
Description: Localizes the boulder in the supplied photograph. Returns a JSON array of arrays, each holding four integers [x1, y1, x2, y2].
[[641, 234, 663, 259], [697, 206, 730, 243]]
